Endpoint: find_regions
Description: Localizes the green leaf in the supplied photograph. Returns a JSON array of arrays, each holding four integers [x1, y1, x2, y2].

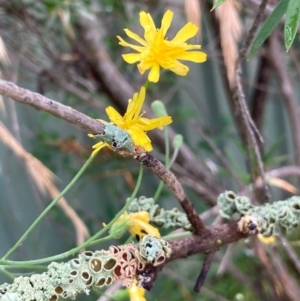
[[284, 0, 300, 51], [248, 0, 289, 59], [211, 0, 227, 11]]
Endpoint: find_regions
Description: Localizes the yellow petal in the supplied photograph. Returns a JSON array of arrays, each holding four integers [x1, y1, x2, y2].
[[148, 64, 160, 83], [176, 51, 207, 62], [138, 116, 172, 131], [132, 87, 146, 119], [161, 10, 173, 37], [140, 12, 156, 31], [124, 29, 148, 46], [106, 106, 125, 127], [122, 53, 142, 64], [129, 280, 146, 301], [117, 36, 145, 52], [91, 141, 108, 157], [140, 12, 156, 43], [129, 127, 153, 151], [171, 22, 198, 43], [124, 93, 140, 123], [128, 212, 161, 239], [167, 61, 189, 76], [258, 234, 276, 245]]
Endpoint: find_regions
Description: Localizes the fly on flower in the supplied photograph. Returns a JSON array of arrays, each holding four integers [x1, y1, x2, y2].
[[117, 10, 207, 83], [89, 87, 172, 156]]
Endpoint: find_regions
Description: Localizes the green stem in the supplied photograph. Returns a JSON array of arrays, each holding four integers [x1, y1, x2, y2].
[[0, 164, 144, 267], [2, 155, 94, 260], [5, 265, 47, 270], [83, 163, 144, 245], [154, 127, 175, 202], [0, 267, 15, 280], [143, 80, 151, 89]]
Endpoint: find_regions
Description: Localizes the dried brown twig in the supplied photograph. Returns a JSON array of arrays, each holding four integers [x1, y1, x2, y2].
[[0, 79, 105, 134], [233, 0, 269, 200], [134, 152, 206, 235]]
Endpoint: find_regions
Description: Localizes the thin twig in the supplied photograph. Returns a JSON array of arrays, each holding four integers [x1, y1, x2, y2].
[[194, 251, 215, 292], [0, 79, 105, 134], [239, 0, 269, 60], [234, 0, 270, 200], [278, 235, 300, 276], [135, 152, 206, 235]]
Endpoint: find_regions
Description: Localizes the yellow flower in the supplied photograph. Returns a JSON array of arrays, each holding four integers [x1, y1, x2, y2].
[[129, 280, 147, 301], [89, 86, 172, 155], [258, 234, 276, 245], [117, 10, 207, 82], [115, 211, 160, 241]]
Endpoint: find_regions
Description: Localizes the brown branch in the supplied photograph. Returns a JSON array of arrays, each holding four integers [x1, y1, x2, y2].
[[168, 221, 249, 262], [233, 0, 269, 200], [194, 251, 215, 292], [250, 54, 270, 130], [0, 79, 105, 135], [135, 152, 206, 235]]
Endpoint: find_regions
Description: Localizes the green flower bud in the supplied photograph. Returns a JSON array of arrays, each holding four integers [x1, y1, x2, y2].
[[109, 217, 129, 239], [172, 134, 183, 148], [151, 100, 168, 117]]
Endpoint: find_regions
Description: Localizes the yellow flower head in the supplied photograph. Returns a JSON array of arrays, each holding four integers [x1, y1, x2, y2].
[[115, 211, 160, 241], [129, 279, 147, 301], [117, 10, 207, 82], [89, 86, 172, 155]]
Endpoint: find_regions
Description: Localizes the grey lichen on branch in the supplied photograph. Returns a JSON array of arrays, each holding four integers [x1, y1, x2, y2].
[[0, 236, 171, 301], [218, 191, 300, 236], [127, 196, 192, 231]]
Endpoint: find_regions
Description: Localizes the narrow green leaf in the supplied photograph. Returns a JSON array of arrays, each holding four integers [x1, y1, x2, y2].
[[211, 0, 227, 11], [284, 0, 300, 51], [248, 0, 289, 59]]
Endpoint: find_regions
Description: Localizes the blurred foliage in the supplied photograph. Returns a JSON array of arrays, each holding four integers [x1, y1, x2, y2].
[[1, 0, 300, 301]]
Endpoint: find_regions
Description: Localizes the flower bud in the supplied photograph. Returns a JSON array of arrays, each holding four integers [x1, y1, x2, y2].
[[172, 134, 183, 149], [109, 216, 129, 239], [151, 100, 168, 117]]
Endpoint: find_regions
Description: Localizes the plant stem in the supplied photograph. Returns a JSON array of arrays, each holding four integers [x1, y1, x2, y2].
[[0, 164, 144, 267], [2, 155, 95, 260]]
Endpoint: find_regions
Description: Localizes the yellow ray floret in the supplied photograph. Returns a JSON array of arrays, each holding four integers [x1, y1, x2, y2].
[[115, 211, 160, 241], [89, 87, 172, 155], [129, 279, 147, 301], [117, 10, 207, 82]]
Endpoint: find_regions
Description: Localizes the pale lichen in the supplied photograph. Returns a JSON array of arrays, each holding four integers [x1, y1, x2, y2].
[[218, 191, 300, 236], [127, 196, 192, 231], [0, 235, 171, 301]]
